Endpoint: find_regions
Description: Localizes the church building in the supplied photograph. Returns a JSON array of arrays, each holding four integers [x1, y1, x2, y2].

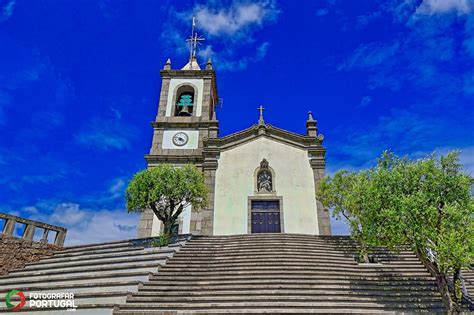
[[137, 54, 331, 238]]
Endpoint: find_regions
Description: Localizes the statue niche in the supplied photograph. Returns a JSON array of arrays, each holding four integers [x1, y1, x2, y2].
[[257, 159, 273, 193]]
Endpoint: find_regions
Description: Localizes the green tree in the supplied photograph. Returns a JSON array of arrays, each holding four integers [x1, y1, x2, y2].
[[317, 151, 474, 313], [126, 164, 208, 237]]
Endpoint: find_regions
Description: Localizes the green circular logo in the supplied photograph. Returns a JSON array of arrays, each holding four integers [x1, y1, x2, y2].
[[5, 290, 26, 311]]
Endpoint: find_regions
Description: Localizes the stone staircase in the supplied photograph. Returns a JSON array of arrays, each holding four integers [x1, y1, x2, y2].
[[114, 234, 446, 314], [465, 266, 474, 295], [0, 238, 183, 314]]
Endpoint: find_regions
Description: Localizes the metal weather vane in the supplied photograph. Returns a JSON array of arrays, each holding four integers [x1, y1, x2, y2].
[[186, 16, 205, 63]]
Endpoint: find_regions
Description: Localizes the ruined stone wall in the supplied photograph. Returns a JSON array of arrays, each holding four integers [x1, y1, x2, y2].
[[0, 234, 62, 276]]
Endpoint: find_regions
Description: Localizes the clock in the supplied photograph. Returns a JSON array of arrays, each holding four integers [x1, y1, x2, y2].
[[172, 132, 189, 146]]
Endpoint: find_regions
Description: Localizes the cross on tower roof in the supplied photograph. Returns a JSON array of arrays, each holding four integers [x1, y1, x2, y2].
[[186, 16, 205, 64], [258, 105, 265, 124]]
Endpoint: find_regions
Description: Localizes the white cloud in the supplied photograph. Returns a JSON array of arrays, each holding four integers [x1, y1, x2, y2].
[[62, 208, 138, 246], [49, 203, 87, 226], [198, 41, 270, 71], [162, 1, 279, 71], [22, 206, 39, 214], [415, 0, 473, 15], [109, 106, 122, 119], [194, 1, 279, 37], [339, 41, 400, 70], [316, 9, 329, 17], [108, 178, 126, 200], [359, 96, 372, 108], [27, 202, 138, 245], [0, 0, 15, 23], [410, 146, 474, 176], [74, 117, 137, 151]]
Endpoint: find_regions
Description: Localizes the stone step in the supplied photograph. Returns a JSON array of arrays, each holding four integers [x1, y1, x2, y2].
[[15, 252, 170, 273], [0, 291, 130, 309], [157, 268, 433, 279], [51, 246, 146, 259], [0, 271, 151, 290], [60, 238, 180, 252], [0, 304, 116, 314], [61, 242, 136, 254], [167, 259, 426, 270], [185, 241, 359, 248], [3, 280, 142, 295], [0, 261, 163, 280], [135, 287, 440, 296], [167, 260, 424, 269], [141, 283, 439, 292], [37, 247, 175, 264], [114, 308, 444, 314], [169, 257, 422, 266], [178, 252, 417, 262], [190, 235, 359, 243], [159, 265, 431, 275], [125, 294, 443, 304], [116, 301, 445, 310], [153, 270, 432, 279], [175, 250, 417, 259], [188, 238, 407, 248], [184, 241, 407, 250], [183, 243, 413, 253], [173, 254, 416, 263], [146, 277, 437, 286]]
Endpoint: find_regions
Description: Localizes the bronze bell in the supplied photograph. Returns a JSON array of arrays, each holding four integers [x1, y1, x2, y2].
[[178, 105, 191, 116]]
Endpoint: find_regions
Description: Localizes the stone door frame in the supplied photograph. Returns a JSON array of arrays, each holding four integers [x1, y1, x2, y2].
[[247, 195, 284, 234]]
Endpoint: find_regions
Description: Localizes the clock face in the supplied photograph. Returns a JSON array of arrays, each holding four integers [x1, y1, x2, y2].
[[172, 132, 189, 146]]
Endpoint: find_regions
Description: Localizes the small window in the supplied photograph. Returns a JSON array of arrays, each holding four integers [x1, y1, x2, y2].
[[0, 218, 5, 233], [175, 92, 194, 116], [33, 228, 45, 242], [47, 230, 57, 244], [14, 223, 26, 238]]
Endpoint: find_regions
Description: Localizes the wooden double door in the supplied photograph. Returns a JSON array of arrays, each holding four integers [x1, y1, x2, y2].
[[251, 200, 281, 233]]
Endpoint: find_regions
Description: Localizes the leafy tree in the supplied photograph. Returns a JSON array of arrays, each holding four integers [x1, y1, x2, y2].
[[126, 164, 208, 237], [317, 151, 474, 313]]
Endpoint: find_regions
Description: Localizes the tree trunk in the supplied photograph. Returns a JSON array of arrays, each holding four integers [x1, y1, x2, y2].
[[163, 220, 174, 237], [435, 274, 457, 314], [417, 251, 457, 314]]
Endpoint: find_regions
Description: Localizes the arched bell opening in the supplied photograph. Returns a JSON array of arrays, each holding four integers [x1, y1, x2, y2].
[[175, 86, 195, 117]]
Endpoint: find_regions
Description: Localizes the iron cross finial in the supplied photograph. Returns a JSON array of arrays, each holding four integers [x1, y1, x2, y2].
[[258, 105, 265, 124], [186, 16, 205, 65]]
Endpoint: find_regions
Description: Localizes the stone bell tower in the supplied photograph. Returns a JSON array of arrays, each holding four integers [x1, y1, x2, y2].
[[137, 25, 220, 237]]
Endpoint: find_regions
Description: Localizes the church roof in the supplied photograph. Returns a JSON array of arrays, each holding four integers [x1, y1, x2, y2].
[[181, 57, 201, 70], [210, 122, 325, 152]]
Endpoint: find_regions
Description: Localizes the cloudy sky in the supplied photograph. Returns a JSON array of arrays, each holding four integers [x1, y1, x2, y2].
[[0, 0, 473, 244]]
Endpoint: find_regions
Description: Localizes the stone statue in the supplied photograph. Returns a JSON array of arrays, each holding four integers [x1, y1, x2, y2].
[[257, 170, 272, 192], [257, 159, 272, 192]]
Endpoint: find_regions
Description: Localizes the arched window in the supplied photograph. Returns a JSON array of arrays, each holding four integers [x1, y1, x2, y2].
[[175, 86, 195, 116]]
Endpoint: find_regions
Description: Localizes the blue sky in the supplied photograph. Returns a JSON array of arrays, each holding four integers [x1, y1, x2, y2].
[[0, 0, 473, 244]]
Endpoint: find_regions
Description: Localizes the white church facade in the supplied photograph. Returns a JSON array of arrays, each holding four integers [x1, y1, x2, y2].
[[137, 57, 331, 237]]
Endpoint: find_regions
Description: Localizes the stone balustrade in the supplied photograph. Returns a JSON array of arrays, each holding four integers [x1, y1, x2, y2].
[[0, 212, 67, 246]]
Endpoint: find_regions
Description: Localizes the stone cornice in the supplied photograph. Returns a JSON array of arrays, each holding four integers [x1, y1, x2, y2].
[[145, 154, 204, 164], [207, 123, 325, 151], [151, 119, 219, 129], [160, 69, 216, 80]]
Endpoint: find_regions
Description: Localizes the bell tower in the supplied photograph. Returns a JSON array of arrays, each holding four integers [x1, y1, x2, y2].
[[138, 20, 220, 238], [146, 57, 219, 157]]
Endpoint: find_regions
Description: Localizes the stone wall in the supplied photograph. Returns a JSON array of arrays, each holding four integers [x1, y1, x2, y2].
[[0, 234, 62, 276]]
